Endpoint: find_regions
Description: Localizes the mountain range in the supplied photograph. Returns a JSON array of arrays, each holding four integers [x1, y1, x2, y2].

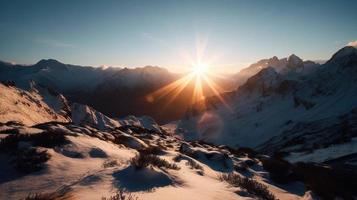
[[0, 59, 236, 123], [178, 46, 357, 164], [1, 46, 357, 199]]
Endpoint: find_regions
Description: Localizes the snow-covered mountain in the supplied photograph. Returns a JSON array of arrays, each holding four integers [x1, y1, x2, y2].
[[1, 48, 356, 199], [177, 46, 357, 163], [0, 59, 238, 123], [235, 54, 320, 86], [2, 83, 347, 199], [0, 59, 117, 92], [0, 82, 125, 130], [0, 82, 312, 200], [0, 60, 192, 123]]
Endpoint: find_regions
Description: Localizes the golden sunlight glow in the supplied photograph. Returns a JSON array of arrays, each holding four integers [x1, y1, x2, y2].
[[145, 36, 231, 112], [146, 61, 231, 112], [191, 63, 208, 75]]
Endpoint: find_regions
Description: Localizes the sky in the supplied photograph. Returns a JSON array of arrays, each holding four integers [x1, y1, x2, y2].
[[0, 0, 356, 73]]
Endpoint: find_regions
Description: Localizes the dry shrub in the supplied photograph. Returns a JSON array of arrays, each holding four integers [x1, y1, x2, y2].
[[22, 190, 74, 200], [102, 189, 138, 200], [138, 145, 164, 155], [220, 173, 277, 200], [0, 130, 68, 151], [130, 151, 179, 170], [15, 148, 51, 173]]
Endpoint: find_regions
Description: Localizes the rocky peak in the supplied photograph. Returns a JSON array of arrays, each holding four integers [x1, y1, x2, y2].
[[287, 54, 304, 69], [327, 46, 357, 67], [243, 67, 282, 93], [35, 59, 68, 71], [36, 59, 62, 66], [270, 56, 279, 62], [331, 46, 357, 58]]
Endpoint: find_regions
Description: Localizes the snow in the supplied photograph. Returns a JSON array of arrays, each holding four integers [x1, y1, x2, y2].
[[286, 137, 357, 163], [119, 115, 162, 133], [0, 121, 305, 200], [71, 103, 120, 130], [234, 54, 319, 86], [30, 81, 71, 118], [177, 46, 357, 149], [1, 46, 355, 200], [0, 84, 68, 126]]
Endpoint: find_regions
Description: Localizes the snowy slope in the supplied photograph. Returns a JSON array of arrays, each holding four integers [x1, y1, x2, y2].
[[0, 121, 307, 200], [119, 115, 163, 133], [177, 46, 357, 152], [71, 103, 120, 130], [29, 81, 71, 118], [0, 82, 123, 130], [0, 83, 69, 126], [1, 71, 355, 199]]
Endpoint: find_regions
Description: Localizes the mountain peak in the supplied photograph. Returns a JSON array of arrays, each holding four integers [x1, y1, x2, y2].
[[36, 59, 62, 65], [287, 54, 303, 69], [269, 56, 279, 63], [35, 59, 68, 71], [255, 67, 280, 81], [0, 60, 14, 66], [330, 46, 357, 59], [288, 54, 301, 60], [242, 67, 282, 92], [327, 46, 357, 66]]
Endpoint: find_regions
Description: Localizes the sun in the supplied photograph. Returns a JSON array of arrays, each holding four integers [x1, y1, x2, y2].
[[191, 63, 209, 75]]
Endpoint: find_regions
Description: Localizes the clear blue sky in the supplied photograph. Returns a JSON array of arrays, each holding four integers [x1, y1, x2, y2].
[[0, 0, 356, 73]]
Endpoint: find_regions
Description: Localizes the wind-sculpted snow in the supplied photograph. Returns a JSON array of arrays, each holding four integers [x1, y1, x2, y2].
[[0, 120, 319, 200], [71, 103, 121, 130], [119, 115, 162, 133]]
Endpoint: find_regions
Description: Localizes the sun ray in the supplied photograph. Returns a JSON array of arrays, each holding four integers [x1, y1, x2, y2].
[[201, 74, 232, 111], [191, 74, 206, 110], [146, 73, 194, 103], [145, 35, 232, 114], [164, 73, 195, 106]]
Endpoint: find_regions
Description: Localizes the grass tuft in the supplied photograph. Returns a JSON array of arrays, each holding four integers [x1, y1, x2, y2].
[[130, 151, 180, 170], [102, 189, 138, 200], [220, 173, 277, 200]]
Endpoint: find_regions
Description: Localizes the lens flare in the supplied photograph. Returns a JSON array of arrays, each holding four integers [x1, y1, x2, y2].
[[191, 63, 208, 75], [145, 36, 231, 113], [146, 62, 231, 113]]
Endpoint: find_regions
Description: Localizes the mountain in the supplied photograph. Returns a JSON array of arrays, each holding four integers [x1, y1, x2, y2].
[[0, 60, 182, 123], [0, 82, 125, 130], [1, 49, 356, 199], [235, 54, 320, 86], [0, 59, 236, 123], [177, 46, 357, 165], [71, 66, 180, 123], [0, 59, 116, 92], [2, 83, 350, 200]]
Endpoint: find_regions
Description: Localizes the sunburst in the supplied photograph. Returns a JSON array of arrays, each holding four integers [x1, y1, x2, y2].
[[145, 38, 230, 112]]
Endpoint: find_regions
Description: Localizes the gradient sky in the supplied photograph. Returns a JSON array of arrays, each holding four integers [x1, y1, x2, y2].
[[0, 0, 356, 73]]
